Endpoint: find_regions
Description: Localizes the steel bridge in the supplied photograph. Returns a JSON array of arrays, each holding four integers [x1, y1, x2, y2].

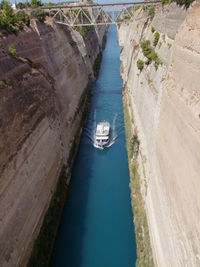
[[42, 1, 161, 27]]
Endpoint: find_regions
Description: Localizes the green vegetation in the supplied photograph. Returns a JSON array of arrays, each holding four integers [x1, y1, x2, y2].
[[74, 25, 93, 37], [0, 0, 45, 33], [66, 8, 91, 24], [65, 9, 77, 18], [16, 0, 42, 9], [167, 43, 172, 49], [162, 34, 166, 42], [151, 26, 155, 33], [93, 51, 102, 78], [0, 1, 30, 33], [16, 10, 30, 26], [176, 0, 194, 8], [0, 32, 2, 47], [70, 40, 76, 47], [152, 51, 161, 70], [137, 59, 144, 71], [0, 78, 11, 88], [30, 0, 42, 8], [124, 14, 131, 20], [0, 80, 5, 89], [162, 0, 194, 8], [161, 0, 172, 4], [147, 6, 155, 20], [134, 5, 140, 11], [8, 44, 16, 57], [123, 95, 154, 267], [30, 9, 45, 23], [4, 77, 11, 84], [27, 166, 69, 267], [140, 39, 162, 69], [140, 40, 151, 59], [16, 2, 26, 9], [16, 1, 30, 9], [153, 31, 160, 47]]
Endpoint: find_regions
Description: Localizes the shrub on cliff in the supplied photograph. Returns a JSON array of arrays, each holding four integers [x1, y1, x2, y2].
[[137, 59, 144, 71], [141, 40, 152, 60], [8, 44, 16, 57], [151, 51, 162, 70], [153, 31, 160, 47], [151, 26, 155, 33], [30, 9, 45, 23], [74, 25, 93, 37], [140, 39, 162, 70]]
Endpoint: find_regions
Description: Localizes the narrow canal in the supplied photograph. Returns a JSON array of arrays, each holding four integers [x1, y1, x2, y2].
[[51, 25, 137, 267]]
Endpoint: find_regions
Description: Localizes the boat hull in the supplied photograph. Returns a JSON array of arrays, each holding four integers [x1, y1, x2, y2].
[[95, 138, 110, 148]]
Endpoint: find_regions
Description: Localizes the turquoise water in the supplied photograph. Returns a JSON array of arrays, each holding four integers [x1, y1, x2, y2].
[[51, 25, 137, 267]]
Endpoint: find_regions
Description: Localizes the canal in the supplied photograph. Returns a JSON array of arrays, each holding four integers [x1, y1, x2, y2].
[[51, 25, 137, 267]]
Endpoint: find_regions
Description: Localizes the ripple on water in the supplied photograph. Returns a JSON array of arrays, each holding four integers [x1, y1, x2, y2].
[[51, 25, 137, 267]]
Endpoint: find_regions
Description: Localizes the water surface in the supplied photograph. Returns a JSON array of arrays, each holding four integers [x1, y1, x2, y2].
[[51, 25, 136, 267]]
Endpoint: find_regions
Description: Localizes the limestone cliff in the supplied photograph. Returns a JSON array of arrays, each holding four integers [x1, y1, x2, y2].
[[0, 18, 106, 266], [119, 2, 200, 266]]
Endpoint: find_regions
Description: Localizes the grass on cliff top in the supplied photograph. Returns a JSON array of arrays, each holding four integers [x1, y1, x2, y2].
[[0, 1, 30, 34], [0, 0, 47, 34], [123, 93, 154, 267]]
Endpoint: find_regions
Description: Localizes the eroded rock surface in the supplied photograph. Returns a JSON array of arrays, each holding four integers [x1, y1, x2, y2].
[[0, 19, 106, 266], [119, 2, 200, 266]]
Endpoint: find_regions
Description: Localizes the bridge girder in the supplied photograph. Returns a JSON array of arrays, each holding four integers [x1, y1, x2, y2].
[[42, 1, 161, 27]]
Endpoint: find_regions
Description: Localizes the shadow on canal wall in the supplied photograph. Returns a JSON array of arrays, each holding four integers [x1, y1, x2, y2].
[[50, 120, 97, 267], [0, 16, 107, 266]]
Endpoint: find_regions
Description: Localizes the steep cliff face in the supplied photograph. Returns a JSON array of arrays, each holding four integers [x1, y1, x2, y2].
[[119, 2, 200, 266], [0, 19, 106, 267]]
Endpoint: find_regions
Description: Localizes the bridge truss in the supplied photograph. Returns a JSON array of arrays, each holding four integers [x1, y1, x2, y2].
[[42, 1, 161, 27]]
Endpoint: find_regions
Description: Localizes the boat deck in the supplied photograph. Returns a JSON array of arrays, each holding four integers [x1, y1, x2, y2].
[[96, 122, 110, 137]]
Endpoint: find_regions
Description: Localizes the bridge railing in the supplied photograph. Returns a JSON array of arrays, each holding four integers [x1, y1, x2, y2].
[[41, 1, 161, 27]]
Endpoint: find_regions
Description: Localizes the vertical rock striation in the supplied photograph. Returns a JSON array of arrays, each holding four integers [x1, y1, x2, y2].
[[119, 2, 200, 266], [0, 19, 106, 267]]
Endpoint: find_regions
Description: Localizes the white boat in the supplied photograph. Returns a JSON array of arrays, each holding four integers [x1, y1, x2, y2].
[[95, 121, 110, 148]]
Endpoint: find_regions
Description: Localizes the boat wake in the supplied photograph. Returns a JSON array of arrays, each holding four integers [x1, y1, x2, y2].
[[84, 113, 119, 149]]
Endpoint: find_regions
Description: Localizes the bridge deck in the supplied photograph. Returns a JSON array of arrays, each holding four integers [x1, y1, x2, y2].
[[44, 1, 161, 27], [41, 1, 161, 10]]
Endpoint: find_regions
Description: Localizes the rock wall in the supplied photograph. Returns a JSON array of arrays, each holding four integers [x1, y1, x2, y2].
[[0, 19, 106, 267], [119, 2, 200, 266]]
